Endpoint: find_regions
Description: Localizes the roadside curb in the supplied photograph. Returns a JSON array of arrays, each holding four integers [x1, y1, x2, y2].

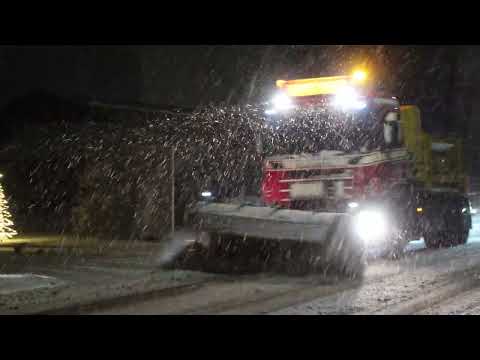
[[9, 271, 216, 315], [34, 280, 212, 315]]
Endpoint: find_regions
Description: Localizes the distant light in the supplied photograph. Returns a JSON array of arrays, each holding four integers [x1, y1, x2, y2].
[[265, 109, 276, 115], [201, 191, 212, 198], [352, 70, 367, 82], [471, 207, 478, 214], [348, 202, 359, 209], [0, 174, 3, 179], [416, 207, 423, 213]]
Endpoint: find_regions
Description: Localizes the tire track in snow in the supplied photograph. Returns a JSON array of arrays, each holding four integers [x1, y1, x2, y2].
[[270, 266, 480, 315], [87, 243, 480, 315], [415, 287, 480, 315]]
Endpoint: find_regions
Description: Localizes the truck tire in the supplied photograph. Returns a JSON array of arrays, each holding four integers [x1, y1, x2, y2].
[[423, 193, 471, 249], [424, 229, 468, 248], [423, 233, 439, 248], [454, 229, 469, 246], [424, 232, 453, 249]]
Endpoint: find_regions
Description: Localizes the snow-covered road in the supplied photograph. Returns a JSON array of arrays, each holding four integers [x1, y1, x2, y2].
[[71, 216, 479, 315], [86, 216, 480, 315], [3, 216, 480, 315], [270, 216, 480, 315]]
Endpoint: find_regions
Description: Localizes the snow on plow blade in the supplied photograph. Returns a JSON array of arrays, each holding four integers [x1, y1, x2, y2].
[[192, 203, 348, 244], [170, 202, 366, 277]]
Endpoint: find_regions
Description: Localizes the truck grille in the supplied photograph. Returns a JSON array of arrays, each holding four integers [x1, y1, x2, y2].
[[282, 177, 353, 200]]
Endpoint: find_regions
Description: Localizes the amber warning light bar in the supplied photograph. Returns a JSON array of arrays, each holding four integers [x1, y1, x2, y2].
[[276, 75, 351, 97], [266, 71, 368, 115], [276, 71, 367, 97]]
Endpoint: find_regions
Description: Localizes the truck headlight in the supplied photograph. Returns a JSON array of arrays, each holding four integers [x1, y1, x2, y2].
[[266, 93, 294, 114], [353, 209, 387, 244], [333, 86, 366, 110], [272, 93, 293, 110]]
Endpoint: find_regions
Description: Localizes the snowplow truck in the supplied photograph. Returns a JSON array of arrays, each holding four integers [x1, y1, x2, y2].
[[185, 71, 472, 277]]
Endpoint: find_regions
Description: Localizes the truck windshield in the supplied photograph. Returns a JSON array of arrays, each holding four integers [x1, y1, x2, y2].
[[261, 103, 388, 156]]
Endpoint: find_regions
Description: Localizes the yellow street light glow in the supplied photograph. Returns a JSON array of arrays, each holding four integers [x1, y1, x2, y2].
[[352, 70, 367, 82], [416, 207, 423, 213]]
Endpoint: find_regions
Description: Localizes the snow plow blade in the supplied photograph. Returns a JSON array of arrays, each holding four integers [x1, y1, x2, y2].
[[193, 203, 349, 243], [168, 202, 366, 278]]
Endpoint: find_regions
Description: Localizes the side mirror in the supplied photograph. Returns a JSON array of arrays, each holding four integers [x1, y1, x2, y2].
[[383, 121, 395, 146], [383, 111, 402, 146]]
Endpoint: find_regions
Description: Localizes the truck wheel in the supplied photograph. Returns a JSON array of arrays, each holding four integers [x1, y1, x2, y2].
[[442, 232, 462, 247], [424, 231, 465, 248], [455, 229, 469, 246], [424, 232, 446, 249]]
